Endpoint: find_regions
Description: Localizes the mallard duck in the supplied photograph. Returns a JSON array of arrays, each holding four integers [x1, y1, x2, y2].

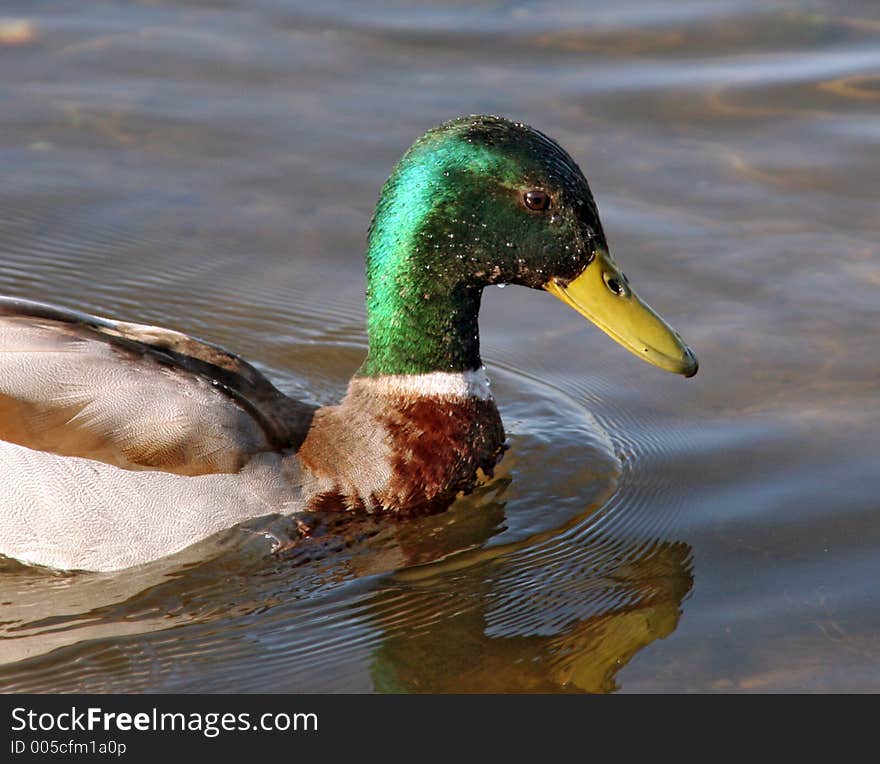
[[0, 116, 696, 572]]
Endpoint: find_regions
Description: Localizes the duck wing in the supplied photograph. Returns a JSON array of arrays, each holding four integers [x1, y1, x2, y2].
[[0, 297, 315, 475]]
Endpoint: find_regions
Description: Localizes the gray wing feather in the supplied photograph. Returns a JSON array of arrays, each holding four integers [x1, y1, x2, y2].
[[0, 297, 314, 475]]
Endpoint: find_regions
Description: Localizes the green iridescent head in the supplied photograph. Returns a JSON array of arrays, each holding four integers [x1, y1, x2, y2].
[[358, 115, 697, 379]]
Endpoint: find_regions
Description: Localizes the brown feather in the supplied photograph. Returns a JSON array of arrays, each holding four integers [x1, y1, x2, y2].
[[0, 298, 314, 475], [297, 381, 505, 516]]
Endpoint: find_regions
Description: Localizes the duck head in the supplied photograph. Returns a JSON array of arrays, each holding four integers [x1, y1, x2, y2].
[[358, 115, 697, 379]]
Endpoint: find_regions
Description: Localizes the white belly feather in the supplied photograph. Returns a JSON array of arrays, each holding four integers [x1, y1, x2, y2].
[[0, 440, 299, 571]]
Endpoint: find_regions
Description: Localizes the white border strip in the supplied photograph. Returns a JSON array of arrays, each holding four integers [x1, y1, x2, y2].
[[351, 369, 493, 400]]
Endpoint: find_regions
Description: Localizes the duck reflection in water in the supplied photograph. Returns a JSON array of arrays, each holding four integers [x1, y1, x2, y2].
[[281, 478, 693, 694]]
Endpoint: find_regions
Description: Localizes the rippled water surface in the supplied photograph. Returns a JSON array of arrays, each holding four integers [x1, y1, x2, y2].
[[1, 1, 878, 692]]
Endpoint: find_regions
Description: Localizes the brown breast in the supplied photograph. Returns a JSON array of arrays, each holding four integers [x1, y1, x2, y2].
[[297, 386, 506, 515]]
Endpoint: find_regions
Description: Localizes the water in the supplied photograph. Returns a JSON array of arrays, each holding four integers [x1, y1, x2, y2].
[[0, 0, 878, 692]]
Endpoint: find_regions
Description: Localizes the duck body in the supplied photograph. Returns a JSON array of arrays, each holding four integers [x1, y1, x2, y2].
[[0, 116, 696, 571], [0, 299, 505, 570]]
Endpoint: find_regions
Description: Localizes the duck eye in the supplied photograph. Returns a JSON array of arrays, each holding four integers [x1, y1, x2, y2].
[[523, 189, 550, 211]]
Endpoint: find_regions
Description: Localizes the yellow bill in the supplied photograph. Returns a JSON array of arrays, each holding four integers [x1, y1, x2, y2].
[[545, 249, 698, 377]]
